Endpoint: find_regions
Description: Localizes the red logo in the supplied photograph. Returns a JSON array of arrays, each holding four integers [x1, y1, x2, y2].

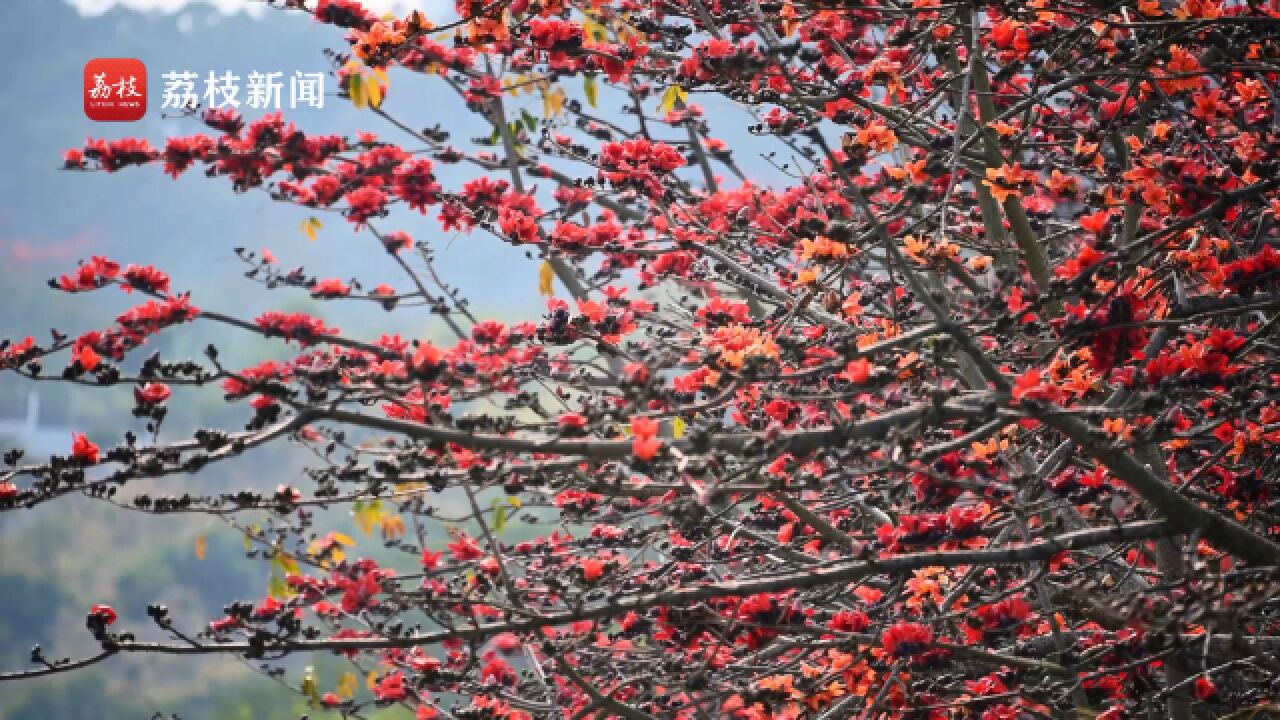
[[84, 58, 147, 122]]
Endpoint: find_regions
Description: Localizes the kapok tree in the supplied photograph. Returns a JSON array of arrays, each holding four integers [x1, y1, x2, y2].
[[3, 0, 1280, 717]]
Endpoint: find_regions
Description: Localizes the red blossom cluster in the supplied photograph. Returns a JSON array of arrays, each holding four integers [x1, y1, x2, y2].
[[598, 139, 686, 198], [254, 311, 339, 345]]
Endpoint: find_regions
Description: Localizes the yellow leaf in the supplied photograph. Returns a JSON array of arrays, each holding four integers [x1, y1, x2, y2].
[[506, 74, 528, 97], [779, 2, 799, 37], [658, 85, 687, 114], [538, 260, 556, 297], [583, 17, 609, 42], [616, 20, 639, 45], [332, 532, 355, 547], [354, 499, 384, 536], [380, 514, 406, 541], [337, 671, 358, 699], [194, 534, 207, 560], [301, 216, 322, 241], [507, 496, 522, 509], [273, 551, 300, 575], [366, 670, 379, 692], [366, 74, 383, 109], [542, 85, 566, 118], [673, 416, 686, 439], [348, 72, 367, 109]]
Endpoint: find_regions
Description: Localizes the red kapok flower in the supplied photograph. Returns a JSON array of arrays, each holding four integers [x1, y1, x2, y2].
[[881, 622, 933, 657], [122, 264, 171, 294], [558, 412, 589, 434], [581, 557, 605, 582], [374, 671, 407, 701], [421, 549, 443, 570], [89, 604, 117, 625], [478, 556, 502, 575], [840, 357, 873, 384], [311, 278, 351, 298], [633, 434, 662, 461], [631, 415, 660, 438], [491, 632, 521, 654], [345, 186, 388, 226], [448, 534, 484, 561], [74, 345, 101, 372], [623, 362, 649, 384], [829, 609, 871, 633], [411, 342, 443, 372], [71, 433, 100, 464], [134, 382, 172, 406], [381, 230, 414, 253]]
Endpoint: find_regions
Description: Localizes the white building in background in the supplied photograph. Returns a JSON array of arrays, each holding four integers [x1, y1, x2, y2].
[[0, 392, 74, 460]]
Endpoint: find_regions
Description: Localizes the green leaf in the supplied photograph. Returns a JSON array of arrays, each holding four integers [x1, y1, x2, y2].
[[267, 574, 290, 600], [301, 666, 320, 705], [521, 109, 538, 132], [493, 505, 508, 533], [348, 73, 367, 109], [583, 75, 598, 108]]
